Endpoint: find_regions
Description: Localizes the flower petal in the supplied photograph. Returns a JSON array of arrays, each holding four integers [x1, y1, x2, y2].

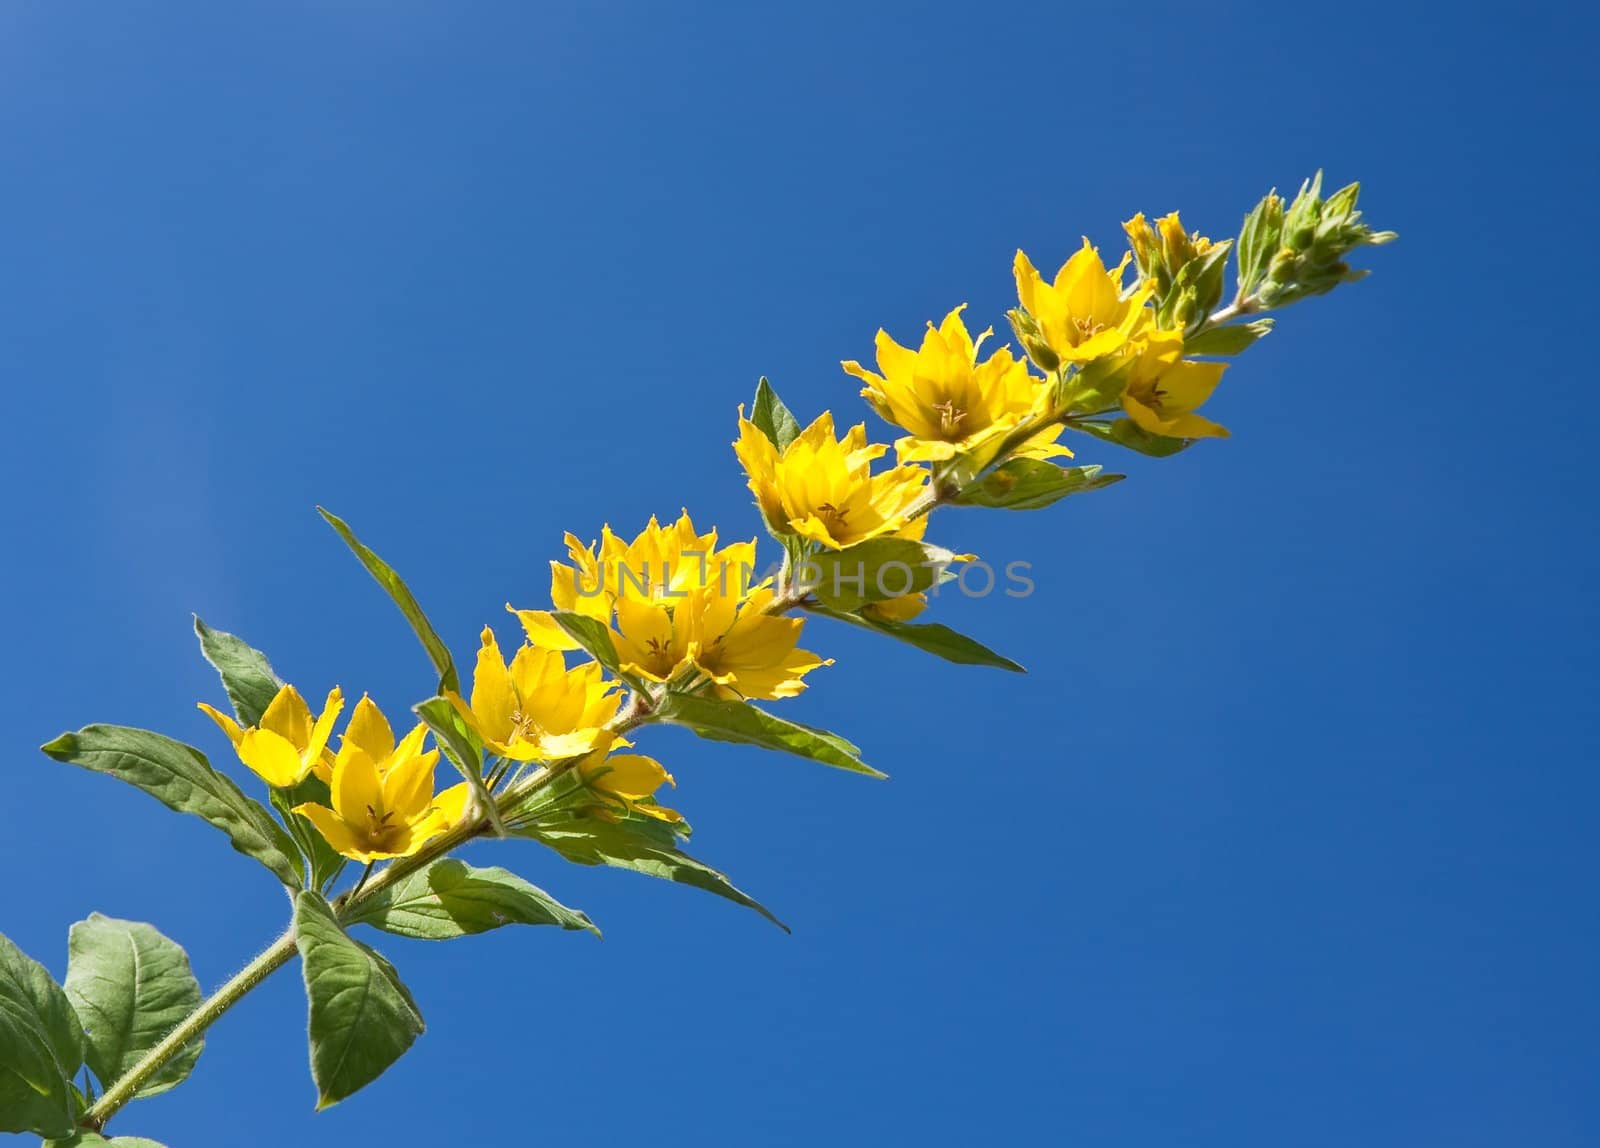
[[237, 728, 310, 788], [196, 702, 244, 747], [293, 803, 364, 860], [344, 694, 396, 762], [260, 684, 313, 749]]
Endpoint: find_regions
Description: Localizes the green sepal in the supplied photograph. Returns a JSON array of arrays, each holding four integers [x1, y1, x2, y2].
[[0, 931, 84, 1138], [521, 812, 788, 931], [318, 507, 459, 695], [1068, 418, 1194, 458], [953, 460, 1124, 511], [1159, 240, 1234, 333], [292, 891, 424, 1110], [345, 858, 599, 940], [804, 604, 1024, 672], [750, 376, 802, 451], [1057, 351, 1135, 416], [64, 915, 203, 1101], [41, 726, 303, 888], [653, 692, 884, 779]]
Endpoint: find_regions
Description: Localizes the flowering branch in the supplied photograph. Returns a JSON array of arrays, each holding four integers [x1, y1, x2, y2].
[[4, 170, 1393, 1145]]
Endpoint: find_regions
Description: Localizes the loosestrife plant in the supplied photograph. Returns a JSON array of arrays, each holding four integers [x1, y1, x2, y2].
[[3, 174, 1392, 1143]]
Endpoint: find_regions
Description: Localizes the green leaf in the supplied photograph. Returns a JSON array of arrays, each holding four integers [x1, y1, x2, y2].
[[805, 605, 1024, 672], [346, 859, 599, 940], [413, 697, 502, 838], [0, 931, 84, 1138], [292, 891, 424, 1110], [548, 612, 656, 695], [802, 537, 956, 613], [271, 775, 346, 892], [41, 726, 302, 888], [750, 376, 802, 451], [193, 617, 282, 728], [1182, 318, 1274, 357], [653, 692, 884, 779], [45, 1135, 166, 1147], [523, 814, 788, 931], [548, 611, 622, 673], [1238, 189, 1285, 295], [1069, 418, 1194, 458], [317, 507, 459, 695], [953, 460, 1124, 511], [63, 915, 203, 1101]]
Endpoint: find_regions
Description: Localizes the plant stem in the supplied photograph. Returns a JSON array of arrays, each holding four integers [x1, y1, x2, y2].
[[1204, 293, 1260, 328], [81, 926, 299, 1129], [83, 351, 1165, 1128], [80, 708, 648, 1131]]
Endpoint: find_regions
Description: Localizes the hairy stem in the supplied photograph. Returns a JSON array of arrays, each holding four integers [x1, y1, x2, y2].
[[81, 926, 299, 1128], [81, 706, 641, 1130]]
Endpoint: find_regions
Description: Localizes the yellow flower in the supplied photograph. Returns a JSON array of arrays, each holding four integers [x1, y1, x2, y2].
[[1013, 240, 1153, 365], [1120, 330, 1230, 439], [338, 693, 420, 772], [1122, 211, 1214, 284], [842, 305, 1069, 465], [512, 514, 827, 701], [199, 683, 343, 788], [734, 409, 929, 549], [1156, 211, 1213, 268], [292, 701, 470, 863], [580, 750, 682, 824], [1123, 212, 1162, 276], [608, 579, 829, 701], [449, 627, 622, 762], [515, 512, 750, 650]]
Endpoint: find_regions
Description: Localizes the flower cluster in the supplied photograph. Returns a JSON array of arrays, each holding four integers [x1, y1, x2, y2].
[[17, 171, 1390, 1142], [188, 176, 1392, 870]]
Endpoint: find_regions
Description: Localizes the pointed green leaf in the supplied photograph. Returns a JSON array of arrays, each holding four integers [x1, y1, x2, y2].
[[802, 538, 957, 613], [653, 693, 883, 778], [1182, 318, 1274, 357], [954, 460, 1124, 511], [1238, 189, 1285, 294], [805, 605, 1024, 672], [292, 892, 424, 1110], [346, 859, 599, 940], [413, 697, 502, 837], [63, 915, 203, 1101], [548, 611, 622, 673], [549, 612, 656, 695], [0, 931, 84, 1138], [317, 507, 459, 694], [751, 377, 802, 451], [41, 726, 302, 888], [523, 814, 787, 931], [193, 618, 283, 728], [45, 1135, 166, 1147], [271, 775, 346, 892], [1069, 418, 1194, 458]]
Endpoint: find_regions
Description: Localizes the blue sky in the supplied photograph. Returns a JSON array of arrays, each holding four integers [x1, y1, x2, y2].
[[2, 2, 1594, 1145]]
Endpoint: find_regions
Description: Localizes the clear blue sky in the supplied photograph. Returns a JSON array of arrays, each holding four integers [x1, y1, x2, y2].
[[2, 3, 1594, 1145]]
